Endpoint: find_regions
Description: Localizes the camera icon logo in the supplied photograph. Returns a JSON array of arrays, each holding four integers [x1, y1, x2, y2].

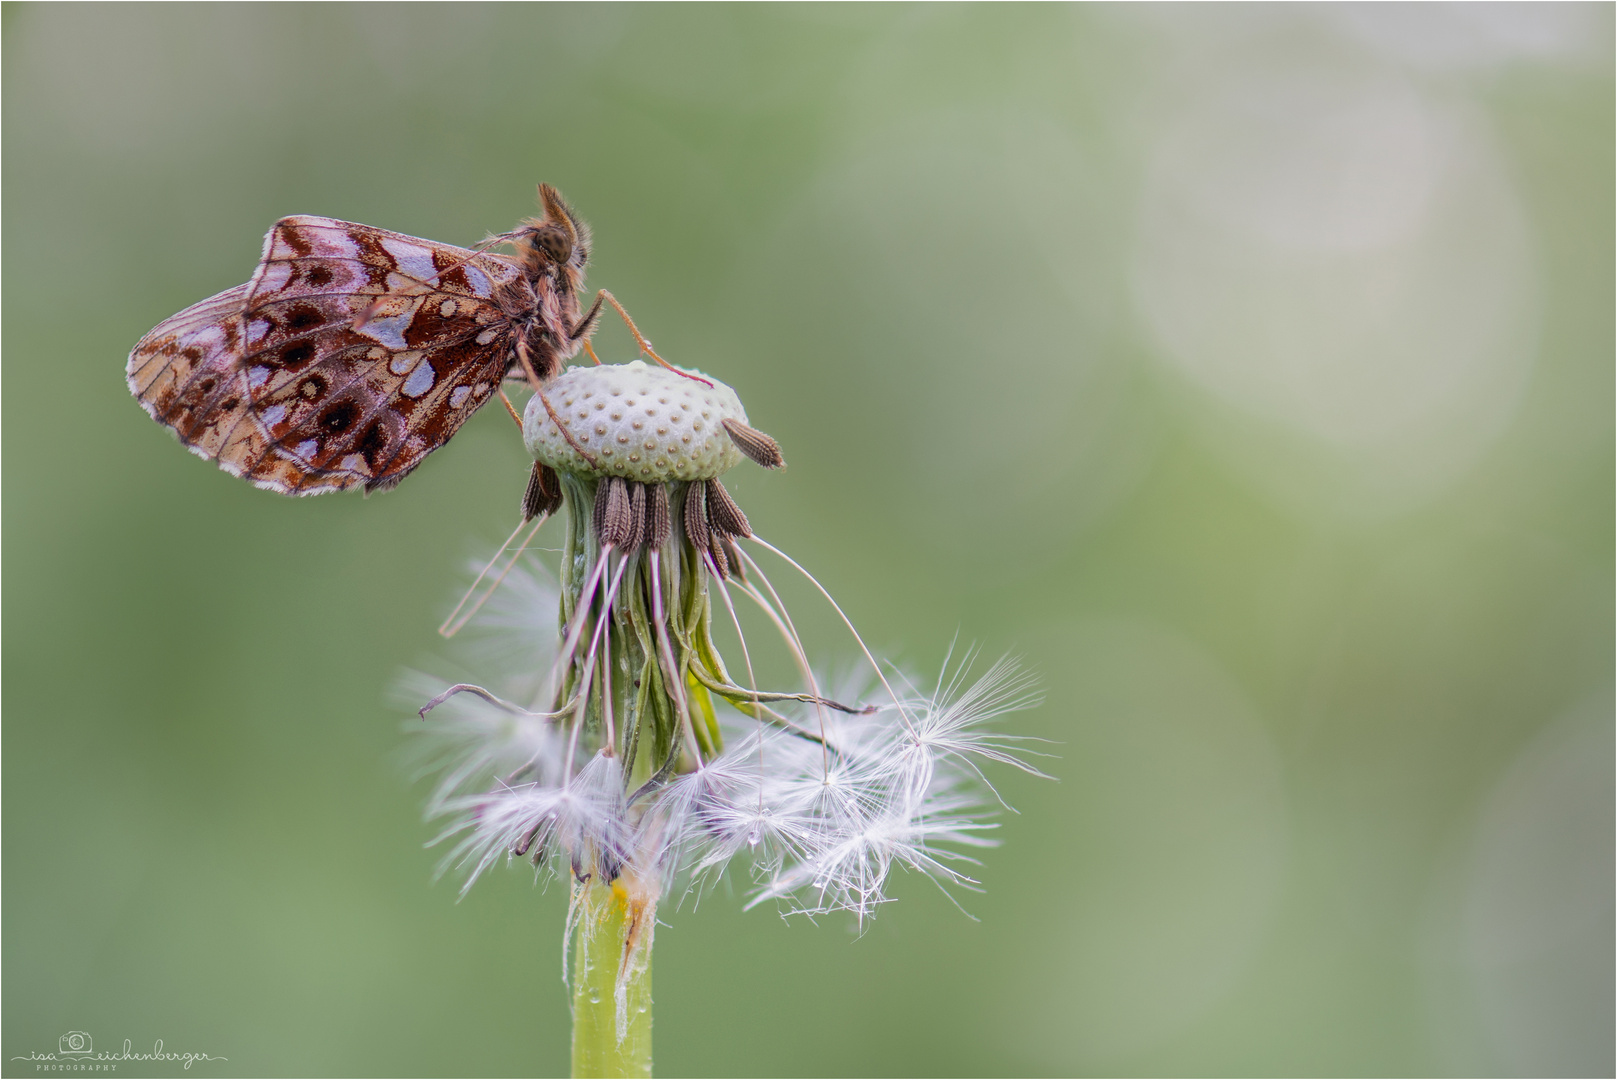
[[58, 1031, 93, 1057]]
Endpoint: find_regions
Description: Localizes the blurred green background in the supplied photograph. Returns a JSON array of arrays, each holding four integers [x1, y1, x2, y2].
[[5, 4, 1612, 1076]]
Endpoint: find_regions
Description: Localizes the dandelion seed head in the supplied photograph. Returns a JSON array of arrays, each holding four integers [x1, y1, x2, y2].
[[414, 363, 1043, 926]]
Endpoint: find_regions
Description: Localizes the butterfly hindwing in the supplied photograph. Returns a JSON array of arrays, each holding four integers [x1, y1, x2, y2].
[[128, 217, 535, 494], [126, 283, 268, 467], [243, 327, 517, 491]]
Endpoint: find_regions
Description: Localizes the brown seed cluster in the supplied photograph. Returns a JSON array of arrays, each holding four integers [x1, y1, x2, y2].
[[592, 476, 672, 551], [522, 461, 564, 521], [719, 418, 785, 470], [681, 476, 751, 579], [589, 475, 752, 579]]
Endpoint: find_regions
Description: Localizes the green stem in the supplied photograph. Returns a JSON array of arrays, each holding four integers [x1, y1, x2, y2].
[[571, 877, 654, 1078]]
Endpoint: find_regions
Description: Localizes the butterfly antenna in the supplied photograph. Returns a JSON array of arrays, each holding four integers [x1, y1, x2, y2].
[[438, 514, 544, 638], [515, 337, 603, 470]]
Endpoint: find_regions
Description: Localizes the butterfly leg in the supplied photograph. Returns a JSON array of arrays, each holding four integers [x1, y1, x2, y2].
[[497, 387, 524, 427], [565, 292, 602, 363], [570, 293, 605, 344], [587, 290, 714, 388], [514, 335, 601, 469], [514, 335, 548, 391]]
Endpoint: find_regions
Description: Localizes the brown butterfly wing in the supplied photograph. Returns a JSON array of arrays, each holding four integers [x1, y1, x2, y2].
[[238, 217, 533, 492], [125, 283, 306, 489], [128, 216, 534, 495]]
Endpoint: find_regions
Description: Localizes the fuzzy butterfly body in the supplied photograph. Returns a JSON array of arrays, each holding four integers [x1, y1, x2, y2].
[[127, 186, 597, 495]]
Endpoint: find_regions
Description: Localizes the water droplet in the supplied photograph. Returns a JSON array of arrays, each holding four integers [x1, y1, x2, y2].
[[588, 990, 601, 1004], [747, 829, 761, 846]]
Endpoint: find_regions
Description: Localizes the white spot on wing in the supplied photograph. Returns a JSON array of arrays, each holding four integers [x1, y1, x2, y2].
[[402, 359, 435, 398], [355, 311, 412, 351], [462, 264, 492, 297], [388, 351, 422, 376], [187, 326, 226, 352], [259, 261, 293, 293], [261, 404, 287, 425], [450, 385, 472, 408], [380, 237, 439, 283], [248, 366, 271, 390], [475, 328, 499, 346], [295, 440, 318, 458], [340, 454, 368, 473], [298, 225, 359, 259], [247, 319, 272, 345]]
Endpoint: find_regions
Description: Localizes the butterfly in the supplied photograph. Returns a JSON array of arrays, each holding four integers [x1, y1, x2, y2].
[[127, 184, 622, 497]]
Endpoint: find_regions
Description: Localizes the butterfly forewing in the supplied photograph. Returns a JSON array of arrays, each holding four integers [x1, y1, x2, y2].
[[129, 216, 535, 495]]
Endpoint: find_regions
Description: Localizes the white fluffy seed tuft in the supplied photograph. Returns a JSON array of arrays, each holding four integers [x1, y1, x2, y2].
[[523, 361, 748, 482]]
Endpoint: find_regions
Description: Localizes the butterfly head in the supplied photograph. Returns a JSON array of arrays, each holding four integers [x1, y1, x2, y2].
[[516, 183, 591, 291]]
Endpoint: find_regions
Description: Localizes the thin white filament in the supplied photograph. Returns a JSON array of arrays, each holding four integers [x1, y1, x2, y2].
[[746, 535, 917, 735], [548, 545, 614, 706], [708, 570, 776, 797], [564, 552, 630, 782], [650, 551, 704, 768], [440, 514, 547, 638], [727, 549, 834, 756]]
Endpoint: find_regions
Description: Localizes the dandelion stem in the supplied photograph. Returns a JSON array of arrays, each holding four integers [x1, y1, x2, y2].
[[571, 876, 653, 1079]]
